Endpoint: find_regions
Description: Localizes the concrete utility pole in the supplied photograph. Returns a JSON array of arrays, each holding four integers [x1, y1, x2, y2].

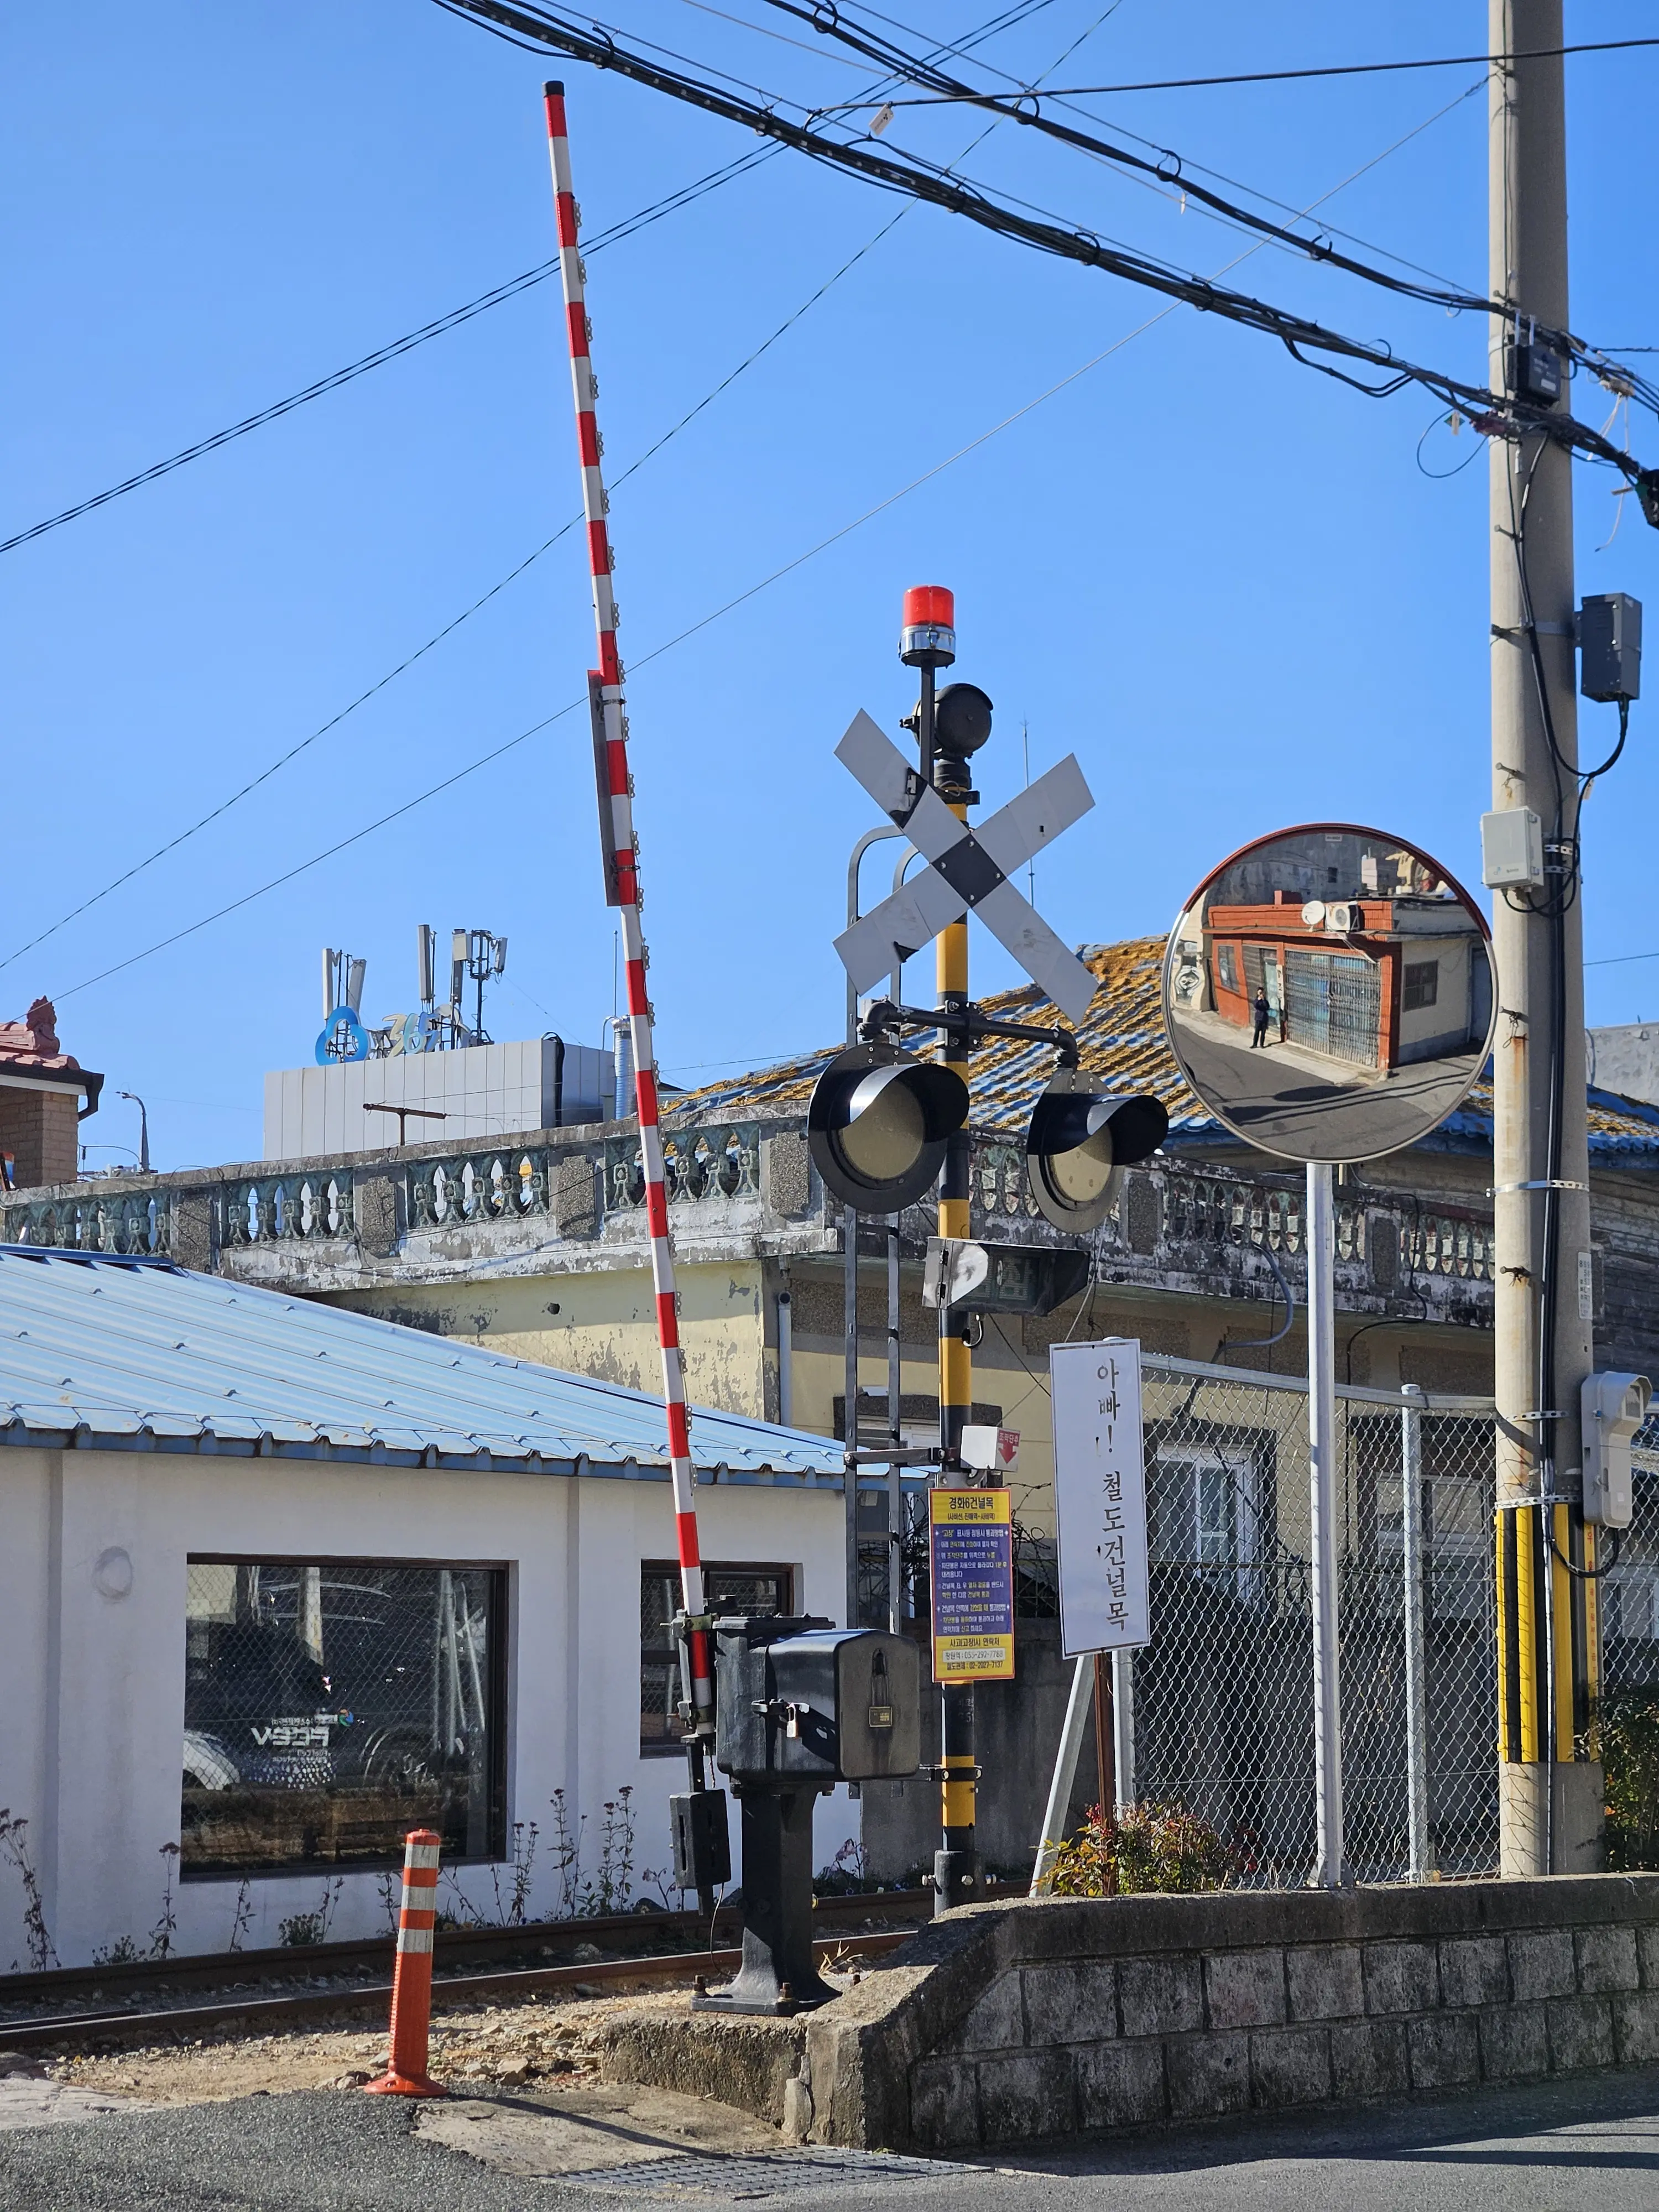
[[1488, 0, 1600, 1876]]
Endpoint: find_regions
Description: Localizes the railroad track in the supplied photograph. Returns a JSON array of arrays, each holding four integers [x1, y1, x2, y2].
[[0, 1884, 1019, 2057], [0, 1931, 914, 2056]]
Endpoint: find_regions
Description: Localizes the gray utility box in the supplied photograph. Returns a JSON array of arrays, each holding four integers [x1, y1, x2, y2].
[[713, 1617, 922, 1786]]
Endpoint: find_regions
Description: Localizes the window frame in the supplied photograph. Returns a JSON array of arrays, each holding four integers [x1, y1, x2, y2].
[[181, 1552, 509, 1881], [1402, 959, 1440, 1012], [639, 1559, 794, 1756], [1148, 1443, 1266, 1608]]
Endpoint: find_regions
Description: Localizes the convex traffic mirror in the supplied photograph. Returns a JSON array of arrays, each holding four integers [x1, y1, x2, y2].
[[1162, 823, 1496, 1165], [807, 1042, 970, 1212]]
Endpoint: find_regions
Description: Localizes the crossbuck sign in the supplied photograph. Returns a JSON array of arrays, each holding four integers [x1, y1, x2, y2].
[[833, 711, 1100, 1025]]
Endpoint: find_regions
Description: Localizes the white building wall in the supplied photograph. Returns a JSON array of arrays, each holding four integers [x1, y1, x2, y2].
[[0, 1446, 845, 1965], [262, 1040, 615, 1161]]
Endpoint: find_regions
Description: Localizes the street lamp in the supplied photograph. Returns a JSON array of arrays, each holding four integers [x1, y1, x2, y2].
[[117, 1091, 152, 1174]]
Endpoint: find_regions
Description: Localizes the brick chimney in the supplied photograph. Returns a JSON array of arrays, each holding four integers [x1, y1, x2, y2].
[[0, 999, 103, 1191]]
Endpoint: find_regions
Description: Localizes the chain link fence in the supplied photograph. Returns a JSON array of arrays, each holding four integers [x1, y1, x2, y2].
[[1123, 1357, 1498, 1887], [1604, 1420, 1659, 1699]]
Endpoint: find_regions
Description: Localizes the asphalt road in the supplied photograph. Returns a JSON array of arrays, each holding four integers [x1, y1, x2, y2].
[[1169, 1011, 1482, 1160], [0, 2070, 1655, 2211]]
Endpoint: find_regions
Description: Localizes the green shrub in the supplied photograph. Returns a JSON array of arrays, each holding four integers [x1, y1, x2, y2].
[[1598, 1691, 1659, 1870], [1050, 1801, 1233, 1897]]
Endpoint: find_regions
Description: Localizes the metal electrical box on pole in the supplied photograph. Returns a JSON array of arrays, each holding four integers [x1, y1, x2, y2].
[[1485, 1, 1600, 1876]]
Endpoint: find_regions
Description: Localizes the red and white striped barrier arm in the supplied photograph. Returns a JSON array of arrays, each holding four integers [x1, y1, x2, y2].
[[543, 81, 712, 1731]]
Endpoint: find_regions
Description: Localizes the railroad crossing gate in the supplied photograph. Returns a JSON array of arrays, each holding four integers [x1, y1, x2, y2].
[[832, 710, 1100, 1025]]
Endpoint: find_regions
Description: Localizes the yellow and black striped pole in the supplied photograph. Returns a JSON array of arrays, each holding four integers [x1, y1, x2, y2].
[[930, 661, 982, 1915], [935, 835, 978, 1913], [898, 585, 983, 1914], [1496, 1490, 1598, 1818]]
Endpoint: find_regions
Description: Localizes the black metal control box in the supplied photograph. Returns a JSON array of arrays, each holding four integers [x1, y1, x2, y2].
[[670, 1788, 732, 1893], [1508, 339, 1563, 405], [1580, 591, 1642, 703], [713, 1616, 922, 1785]]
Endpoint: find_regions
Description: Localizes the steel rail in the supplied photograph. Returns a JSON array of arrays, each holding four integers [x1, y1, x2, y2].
[[0, 1931, 912, 2056], [0, 1884, 963, 2010]]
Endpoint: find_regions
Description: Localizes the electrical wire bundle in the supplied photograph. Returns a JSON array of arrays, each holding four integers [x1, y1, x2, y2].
[[434, 0, 1659, 513]]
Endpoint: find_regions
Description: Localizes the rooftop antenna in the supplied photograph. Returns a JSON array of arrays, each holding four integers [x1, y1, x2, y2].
[[449, 930, 469, 1045], [1021, 719, 1036, 906], [317, 947, 369, 1063], [321, 948, 366, 1016], [457, 928, 507, 1046]]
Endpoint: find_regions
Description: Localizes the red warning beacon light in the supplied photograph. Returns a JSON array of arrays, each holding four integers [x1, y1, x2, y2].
[[900, 585, 956, 669]]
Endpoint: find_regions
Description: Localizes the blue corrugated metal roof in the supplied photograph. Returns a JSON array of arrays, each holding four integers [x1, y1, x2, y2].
[[0, 1248, 842, 1485]]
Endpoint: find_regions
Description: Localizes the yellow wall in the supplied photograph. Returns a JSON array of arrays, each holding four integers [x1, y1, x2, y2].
[[328, 1260, 770, 1418], [330, 1259, 1492, 1543]]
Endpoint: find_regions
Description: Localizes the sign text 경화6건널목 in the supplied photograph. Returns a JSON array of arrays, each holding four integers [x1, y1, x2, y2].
[[928, 1487, 1016, 1681]]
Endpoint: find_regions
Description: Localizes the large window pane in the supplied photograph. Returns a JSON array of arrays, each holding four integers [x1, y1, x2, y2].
[[639, 1562, 791, 1754], [182, 1559, 505, 1876]]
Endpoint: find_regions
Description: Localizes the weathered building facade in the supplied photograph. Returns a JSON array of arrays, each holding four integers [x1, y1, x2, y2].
[[11, 940, 1659, 1537]]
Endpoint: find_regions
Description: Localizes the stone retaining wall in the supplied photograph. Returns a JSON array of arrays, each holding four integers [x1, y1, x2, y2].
[[797, 1876, 1659, 2151]]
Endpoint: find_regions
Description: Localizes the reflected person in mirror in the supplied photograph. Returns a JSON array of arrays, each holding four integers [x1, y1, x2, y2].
[[1250, 989, 1271, 1049]]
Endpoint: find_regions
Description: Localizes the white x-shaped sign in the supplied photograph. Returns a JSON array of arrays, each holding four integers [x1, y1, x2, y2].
[[833, 710, 1099, 1025]]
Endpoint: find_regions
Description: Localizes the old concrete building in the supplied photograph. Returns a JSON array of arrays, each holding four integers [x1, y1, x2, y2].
[[10, 937, 1659, 1535]]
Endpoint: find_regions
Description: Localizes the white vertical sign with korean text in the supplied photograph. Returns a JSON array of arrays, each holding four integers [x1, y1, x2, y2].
[[1051, 1338, 1150, 1656]]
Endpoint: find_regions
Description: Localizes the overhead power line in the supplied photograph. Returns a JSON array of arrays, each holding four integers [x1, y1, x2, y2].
[[866, 34, 1659, 98], [5, 0, 1061, 980], [0, 200, 909, 980], [2, 0, 1060, 559], [48, 329, 1162, 1004], [51, 91, 1471, 1004], [0, 148, 782, 559], [431, 0, 1659, 513], [765, 0, 1655, 405], [826, 0, 1484, 301]]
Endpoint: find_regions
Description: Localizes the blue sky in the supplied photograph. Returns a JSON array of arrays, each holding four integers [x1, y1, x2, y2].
[[6, 4, 1659, 1171]]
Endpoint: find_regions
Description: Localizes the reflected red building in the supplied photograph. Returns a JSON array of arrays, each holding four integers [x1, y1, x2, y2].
[[1196, 891, 1489, 1073]]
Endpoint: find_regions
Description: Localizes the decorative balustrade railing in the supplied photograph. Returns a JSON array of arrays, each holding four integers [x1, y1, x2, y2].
[[220, 1175, 354, 1246], [604, 1124, 760, 1215], [1160, 1170, 1369, 1262], [0, 1121, 1496, 1306], [973, 1141, 1433, 1283], [407, 1149, 551, 1229], [973, 1142, 1042, 1224], [3, 1191, 170, 1257], [1401, 1210, 1494, 1282]]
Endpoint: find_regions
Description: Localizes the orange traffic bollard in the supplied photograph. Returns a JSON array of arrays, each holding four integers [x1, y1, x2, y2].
[[364, 1829, 446, 2098]]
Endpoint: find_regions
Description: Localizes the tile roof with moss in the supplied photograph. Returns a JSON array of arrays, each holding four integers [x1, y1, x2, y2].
[[671, 935, 1659, 1167]]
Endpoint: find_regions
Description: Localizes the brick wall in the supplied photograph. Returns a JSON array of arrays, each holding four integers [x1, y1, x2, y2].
[[801, 1877, 1659, 2151], [0, 1086, 80, 1190]]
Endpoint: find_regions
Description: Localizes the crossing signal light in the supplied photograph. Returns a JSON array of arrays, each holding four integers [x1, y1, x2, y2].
[[933, 682, 993, 758], [808, 1043, 969, 1213], [1025, 1073, 1168, 1230]]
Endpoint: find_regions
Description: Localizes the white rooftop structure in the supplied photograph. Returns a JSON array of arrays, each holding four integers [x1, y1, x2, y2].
[[263, 1036, 615, 1160]]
